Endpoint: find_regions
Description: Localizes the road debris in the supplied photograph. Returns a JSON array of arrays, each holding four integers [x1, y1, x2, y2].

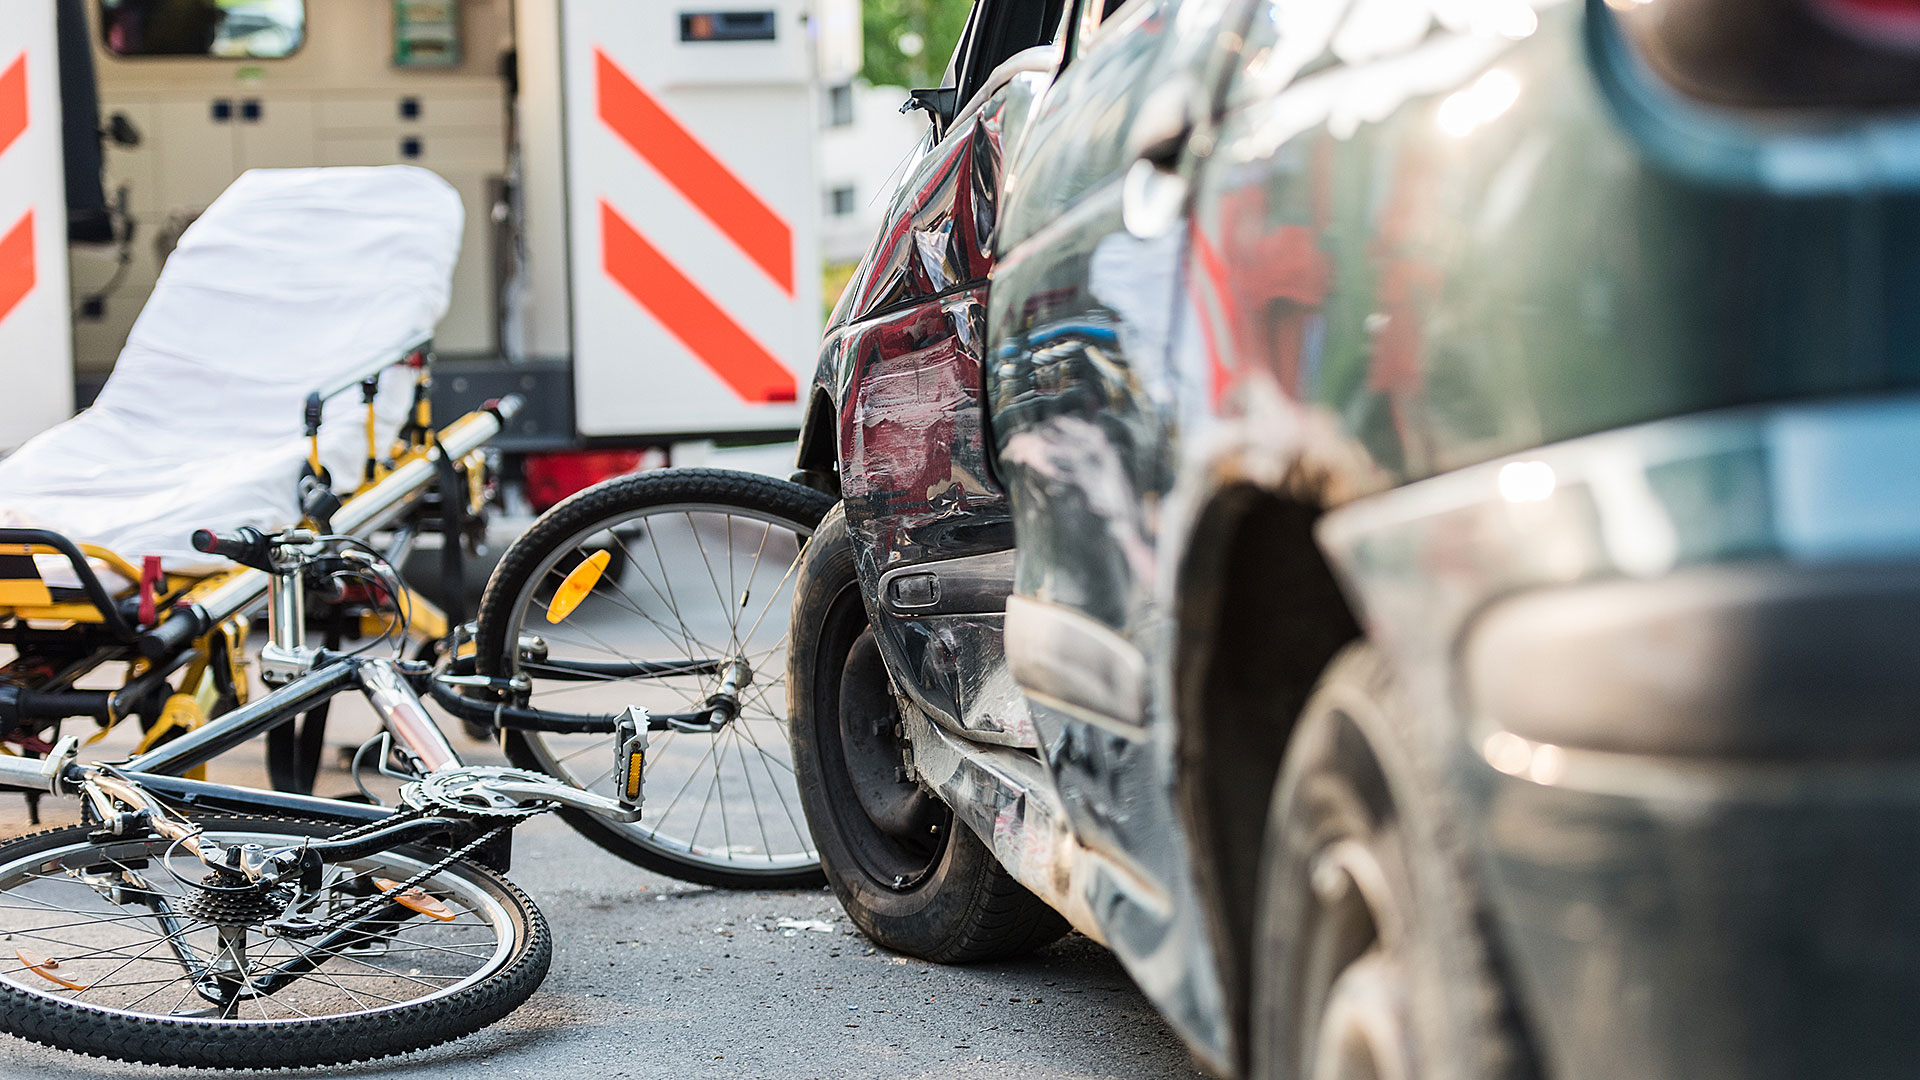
[[774, 918, 835, 936]]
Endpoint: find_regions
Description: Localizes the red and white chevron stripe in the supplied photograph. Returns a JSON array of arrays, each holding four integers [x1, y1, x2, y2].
[[0, 51, 35, 329], [594, 50, 797, 406], [0, 7, 73, 449], [559, 2, 816, 438]]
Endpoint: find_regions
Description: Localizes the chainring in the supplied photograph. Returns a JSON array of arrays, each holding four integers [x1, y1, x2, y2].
[[402, 765, 556, 819]]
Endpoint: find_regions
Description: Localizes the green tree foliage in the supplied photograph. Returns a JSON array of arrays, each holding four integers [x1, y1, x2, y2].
[[862, 0, 971, 89]]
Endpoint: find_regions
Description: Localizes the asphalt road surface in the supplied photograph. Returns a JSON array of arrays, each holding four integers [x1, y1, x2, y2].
[[0, 679, 1203, 1080]]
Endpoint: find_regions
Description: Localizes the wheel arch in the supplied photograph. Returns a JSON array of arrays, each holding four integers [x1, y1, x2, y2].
[[1171, 478, 1364, 1071], [793, 384, 841, 497]]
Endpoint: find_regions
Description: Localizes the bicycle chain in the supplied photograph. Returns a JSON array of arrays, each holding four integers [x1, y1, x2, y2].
[[316, 803, 430, 843], [269, 811, 536, 939]]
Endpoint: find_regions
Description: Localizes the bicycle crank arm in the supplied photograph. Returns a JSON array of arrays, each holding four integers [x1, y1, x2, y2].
[[476, 772, 641, 814], [409, 705, 650, 822], [481, 778, 643, 822]]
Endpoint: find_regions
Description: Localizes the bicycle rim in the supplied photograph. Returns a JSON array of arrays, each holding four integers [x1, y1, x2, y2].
[[503, 500, 819, 881], [0, 824, 520, 1026]]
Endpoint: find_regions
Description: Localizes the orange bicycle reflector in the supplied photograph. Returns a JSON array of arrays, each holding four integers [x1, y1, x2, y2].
[[545, 549, 611, 624], [625, 749, 645, 801], [17, 948, 88, 991], [374, 878, 457, 921]]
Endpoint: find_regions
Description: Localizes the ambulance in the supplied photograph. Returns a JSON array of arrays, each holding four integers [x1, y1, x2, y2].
[[2, 0, 862, 461]]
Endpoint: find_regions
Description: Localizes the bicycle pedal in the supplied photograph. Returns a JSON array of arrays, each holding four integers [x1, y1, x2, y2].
[[615, 706, 649, 814]]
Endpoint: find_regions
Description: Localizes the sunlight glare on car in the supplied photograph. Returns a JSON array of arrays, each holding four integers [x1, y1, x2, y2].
[[1438, 68, 1521, 137], [1497, 459, 1557, 502]]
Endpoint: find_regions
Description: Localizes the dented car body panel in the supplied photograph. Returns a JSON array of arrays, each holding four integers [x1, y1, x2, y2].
[[806, 0, 1920, 1075], [815, 96, 1022, 746], [1184, 4, 1920, 1077]]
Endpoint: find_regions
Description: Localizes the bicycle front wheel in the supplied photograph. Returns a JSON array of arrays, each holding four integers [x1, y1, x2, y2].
[[476, 468, 832, 889], [0, 816, 549, 1068]]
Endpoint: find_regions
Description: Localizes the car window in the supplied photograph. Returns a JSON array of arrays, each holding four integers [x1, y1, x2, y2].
[[1069, 0, 1141, 61], [958, 0, 1071, 102], [1229, 0, 1349, 107], [999, 0, 1207, 248], [1229, 0, 1541, 108]]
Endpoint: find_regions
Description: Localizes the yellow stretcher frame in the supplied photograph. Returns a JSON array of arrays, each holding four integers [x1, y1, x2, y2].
[[0, 336, 486, 756]]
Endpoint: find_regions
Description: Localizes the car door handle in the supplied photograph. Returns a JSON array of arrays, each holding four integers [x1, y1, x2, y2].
[[1123, 78, 1200, 238], [1129, 78, 1197, 171]]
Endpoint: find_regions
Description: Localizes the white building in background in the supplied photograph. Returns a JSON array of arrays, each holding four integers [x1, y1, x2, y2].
[[816, 79, 927, 267]]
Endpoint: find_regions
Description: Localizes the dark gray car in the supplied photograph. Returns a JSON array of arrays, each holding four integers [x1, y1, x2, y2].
[[790, 1, 1920, 1077]]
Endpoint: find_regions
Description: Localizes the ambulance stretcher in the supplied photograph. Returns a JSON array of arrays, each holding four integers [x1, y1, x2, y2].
[[0, 166, 512, 789]]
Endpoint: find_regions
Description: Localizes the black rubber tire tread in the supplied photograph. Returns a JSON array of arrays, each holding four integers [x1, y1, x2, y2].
[[899, 828, 1076, 964], [0, 815, 550, 1070], [788, 504, 1068, 963], [1249, 643, 1536, 1080], [476, 467, 834, 889]]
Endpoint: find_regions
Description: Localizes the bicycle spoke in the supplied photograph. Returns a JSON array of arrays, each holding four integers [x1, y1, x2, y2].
[[507, 496, 820, 875], [732, 726, 775, 862], [0, 826, 519, 1032], [686, 511, 739, 655]]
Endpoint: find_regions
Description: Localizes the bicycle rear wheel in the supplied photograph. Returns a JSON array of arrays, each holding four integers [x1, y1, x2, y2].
[[0, 816, 548, 1068], [476, 468, 831, 889]]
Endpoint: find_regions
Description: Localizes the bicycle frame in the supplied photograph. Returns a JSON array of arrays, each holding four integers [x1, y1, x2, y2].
[[0, 387, 673, 883], [0, 645, 645, 884]]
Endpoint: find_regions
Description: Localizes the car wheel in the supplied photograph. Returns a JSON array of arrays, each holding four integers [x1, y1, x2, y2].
[[788, 505, 1068, 962], [1250, 643, 1534, 1080]]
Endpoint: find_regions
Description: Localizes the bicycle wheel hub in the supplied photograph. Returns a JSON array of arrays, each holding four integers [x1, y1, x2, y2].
[[181, 870, 287, 926]]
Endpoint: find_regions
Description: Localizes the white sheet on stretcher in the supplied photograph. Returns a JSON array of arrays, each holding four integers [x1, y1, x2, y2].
[[0, 166, 463, 589]]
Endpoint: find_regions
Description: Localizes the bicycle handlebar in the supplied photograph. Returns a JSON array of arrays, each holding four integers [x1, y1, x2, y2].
[[190, 525, 275, 571], [137, 397, 517, 661]]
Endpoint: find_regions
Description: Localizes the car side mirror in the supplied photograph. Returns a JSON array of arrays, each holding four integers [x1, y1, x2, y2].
[[901, 87, 960, 127]]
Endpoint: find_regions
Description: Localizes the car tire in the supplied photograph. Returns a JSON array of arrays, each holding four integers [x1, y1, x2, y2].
[[1249, 643, 1535, 1080], [789, 504, 1068, 962]]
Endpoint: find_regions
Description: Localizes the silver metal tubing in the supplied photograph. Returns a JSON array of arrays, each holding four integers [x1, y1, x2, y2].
[[331, 404, 507, 536], [485, 777, 644, 822], [124, 772, 392, 824], [0, 749, 66, 793], [124, 661, 362, 776], [266, 568, 305, 651], [309, 333, 433, 405], [359, 658, 463, 775], [180, 399, 515, 634], [90, 775, 216, 860]]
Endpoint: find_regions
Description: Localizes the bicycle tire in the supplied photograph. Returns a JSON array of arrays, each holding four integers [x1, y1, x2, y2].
[[476, 468, 832, 889], [0, 815, 550, 1069]]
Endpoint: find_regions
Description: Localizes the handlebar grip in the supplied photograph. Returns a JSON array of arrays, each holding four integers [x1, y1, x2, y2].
[[192, 527, 244, 559], [137, 604, 206, 660], [190, 526, 272, 570]]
